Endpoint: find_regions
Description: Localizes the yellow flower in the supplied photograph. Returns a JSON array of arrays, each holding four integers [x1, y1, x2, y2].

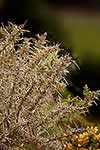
[[77, 132, 89, 146], [77, 148, 88, 150], [87, 126, 98, 134], [65, 142, 73, 150], [94, 133, 100, 140], [78, 143, 82, 147], [64, 144, 67, 148]]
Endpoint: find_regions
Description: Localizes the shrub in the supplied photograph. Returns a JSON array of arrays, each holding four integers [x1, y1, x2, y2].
[[0, 22, 100, 150]]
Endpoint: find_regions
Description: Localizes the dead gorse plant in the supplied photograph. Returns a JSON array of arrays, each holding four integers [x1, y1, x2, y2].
[[0, 22, 100, 150]]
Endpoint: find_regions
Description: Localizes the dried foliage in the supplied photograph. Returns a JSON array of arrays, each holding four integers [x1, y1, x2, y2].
[[0, 22, 100, 150]]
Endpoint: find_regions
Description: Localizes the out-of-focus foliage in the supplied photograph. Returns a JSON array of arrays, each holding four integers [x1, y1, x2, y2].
[[0, 0, 72, 50]]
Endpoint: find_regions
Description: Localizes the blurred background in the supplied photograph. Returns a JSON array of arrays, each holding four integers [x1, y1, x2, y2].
[[1, 0, 100, 119]]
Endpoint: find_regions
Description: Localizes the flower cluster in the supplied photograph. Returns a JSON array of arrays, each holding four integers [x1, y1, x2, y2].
[[64, 126, 100, 150]]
